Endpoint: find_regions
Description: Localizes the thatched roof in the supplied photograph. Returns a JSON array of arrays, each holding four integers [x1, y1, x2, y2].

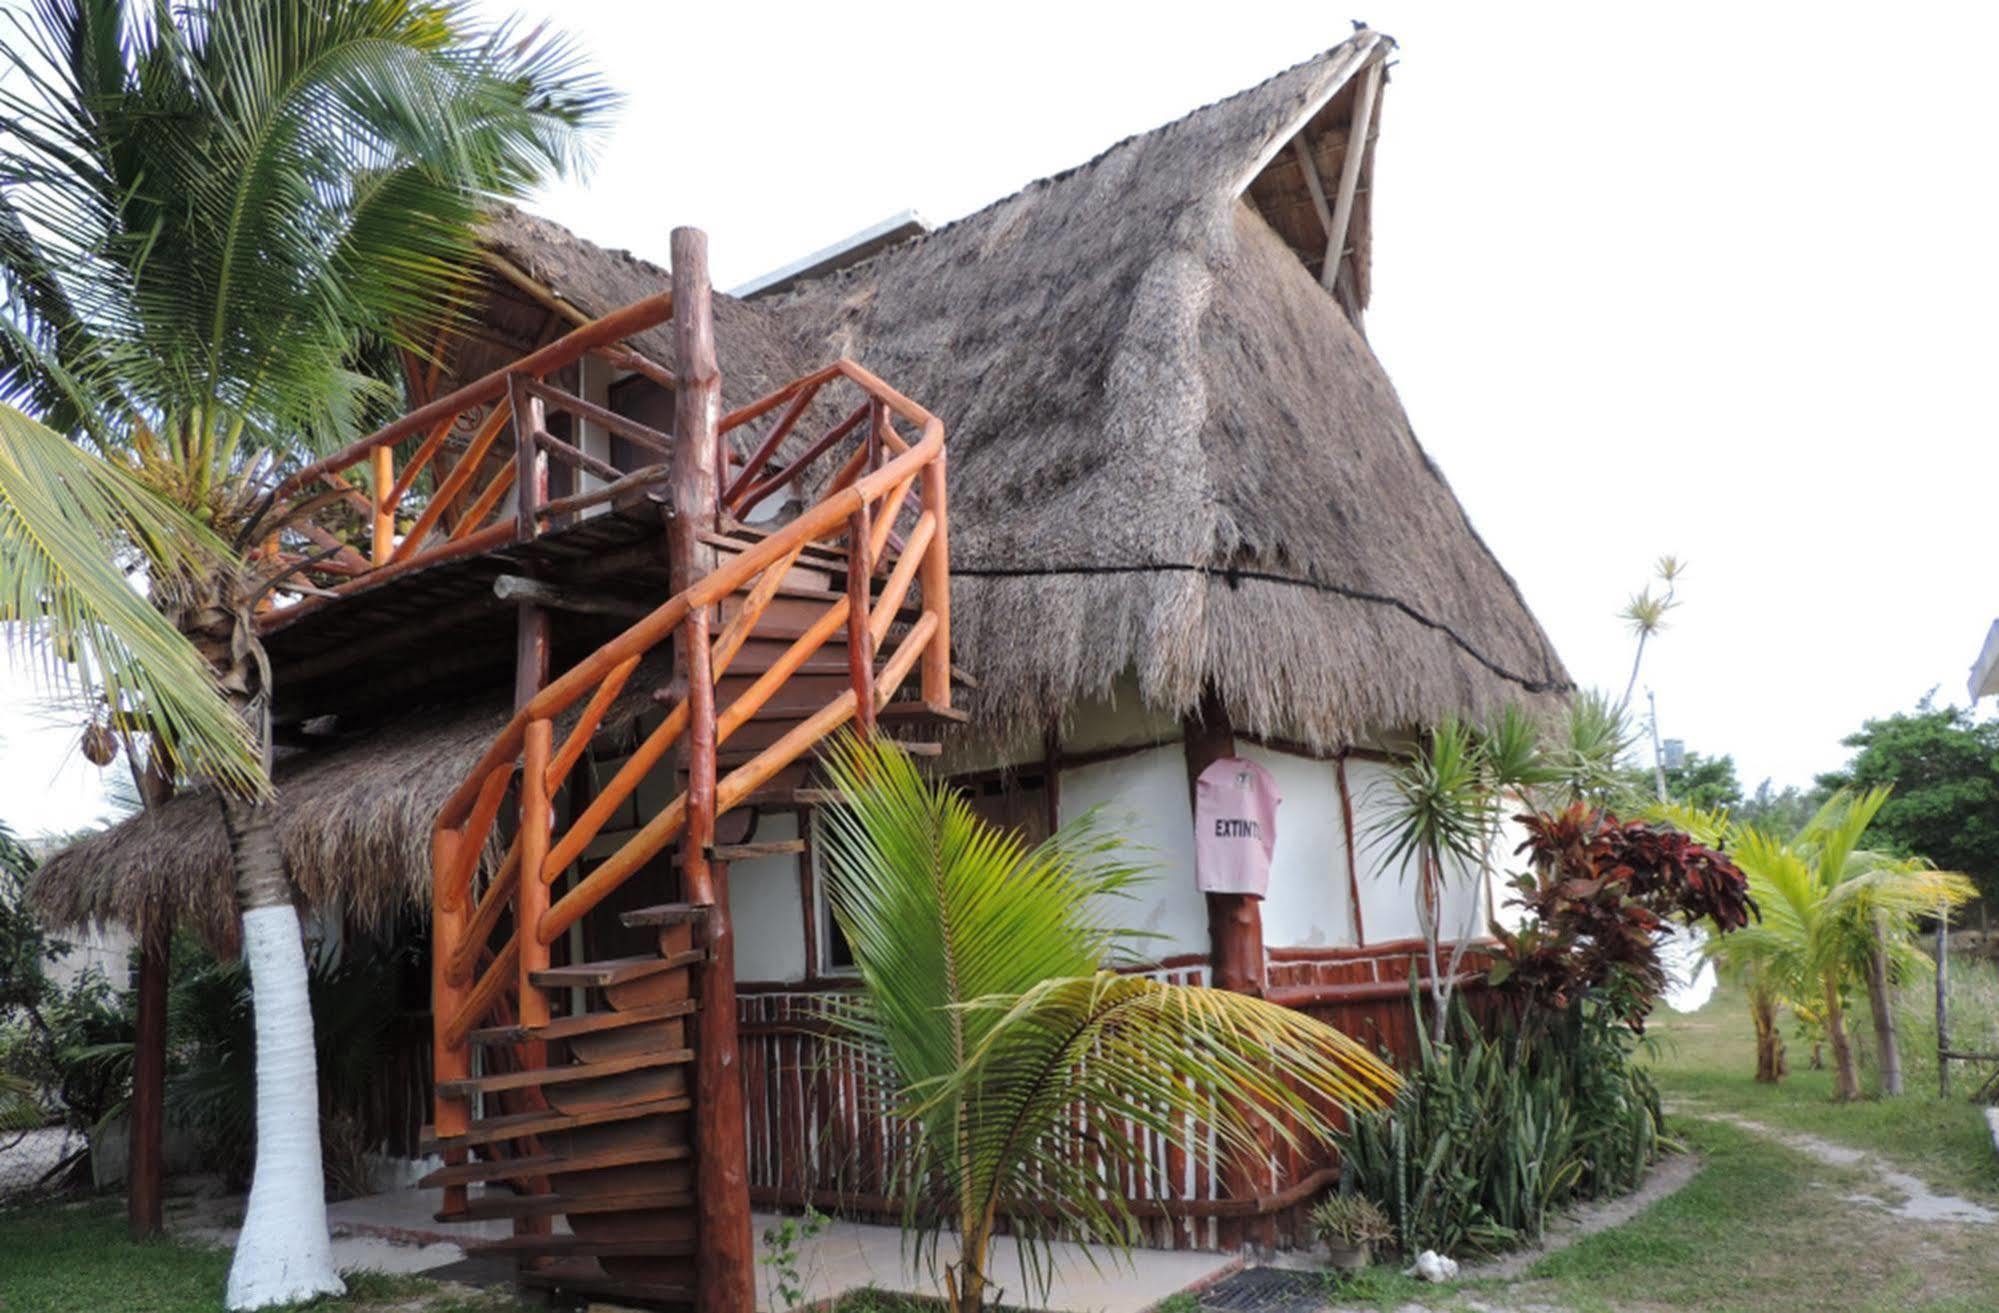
[[34, 32, 1571, 941], [771, 33, 1569, 750], [476, 206, 819, 413], [31, 662, 668, 952], [30, 701, 504, 952]]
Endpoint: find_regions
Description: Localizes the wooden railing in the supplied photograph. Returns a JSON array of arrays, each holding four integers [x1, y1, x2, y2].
[[425, 351, 950, 1165], [260, 295, 680, 618], [255, 296, 925, 629]]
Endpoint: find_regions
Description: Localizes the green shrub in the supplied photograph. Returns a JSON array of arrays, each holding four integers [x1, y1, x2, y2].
[[1336, 988, 1663, 1258]]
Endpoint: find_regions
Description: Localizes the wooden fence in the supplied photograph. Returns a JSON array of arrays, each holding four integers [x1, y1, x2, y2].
[[735, 943, 1493, 1251]]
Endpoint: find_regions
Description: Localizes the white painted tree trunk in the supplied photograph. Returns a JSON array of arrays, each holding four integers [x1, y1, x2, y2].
[[224, 904, 344, 1309]]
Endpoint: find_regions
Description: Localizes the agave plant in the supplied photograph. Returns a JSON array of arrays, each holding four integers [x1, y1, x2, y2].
[[814, 735, 1400, 1313]]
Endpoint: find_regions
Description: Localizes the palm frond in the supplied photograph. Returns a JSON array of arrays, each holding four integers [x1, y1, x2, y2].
[[814, 734, 1399, 1307], [0, 403, 258, 791]]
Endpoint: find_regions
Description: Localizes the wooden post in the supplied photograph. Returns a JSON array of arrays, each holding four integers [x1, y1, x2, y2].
[[126, 750, 173, 1238], [1322, 57, 1382, 294], [670, 226, 755, 1313], [510, 374, 546, 544], [1937, 902, 1951, 1100], [518, 719, 553, 1029], [918, 450, 952, 708], [371, 445, 395, 566], [430, 828, 472, 1219], [846, 502, 877, 737], [1180, 686, 1269, 1249], [514, 601, 551, 1026]]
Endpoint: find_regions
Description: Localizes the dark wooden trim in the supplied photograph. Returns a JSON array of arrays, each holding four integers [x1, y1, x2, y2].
[[1042, 723, 1063, 836], [1336, 754, 1366, 948], [126, 753, 172, 1238], [1266, 972, 1486, 1009]]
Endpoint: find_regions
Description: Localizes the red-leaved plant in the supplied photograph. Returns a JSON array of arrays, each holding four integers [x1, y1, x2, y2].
[[1489, 804, 1755, 1030]]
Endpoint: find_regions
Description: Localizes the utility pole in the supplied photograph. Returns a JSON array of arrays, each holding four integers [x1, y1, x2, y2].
[[1646, 688, 1668, 802]]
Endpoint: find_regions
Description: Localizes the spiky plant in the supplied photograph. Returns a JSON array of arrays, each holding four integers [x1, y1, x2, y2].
[[814, 735, 1400, 1313]]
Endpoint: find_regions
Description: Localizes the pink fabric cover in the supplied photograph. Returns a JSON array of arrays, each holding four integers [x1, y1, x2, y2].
[[1193, 757, 1281, 897]]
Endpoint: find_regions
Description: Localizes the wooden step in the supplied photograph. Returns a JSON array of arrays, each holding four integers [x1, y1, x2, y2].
[[529, 950, 703, 990], [879, 699, 970, 725], [470, 1233, 696, 1259], [701, 526, 850, 568], [707, 839, 805, 861], [440, 1186, 695, 1222], [716, 738, 940, 768], [467, 998, 697, 1047], [617, 903, 708, 929], [419, 1140, 692, 1189], [437, 1047, 693, 1099], [518, 1260, 693, 1308], [421, 1095, 691, 1153]]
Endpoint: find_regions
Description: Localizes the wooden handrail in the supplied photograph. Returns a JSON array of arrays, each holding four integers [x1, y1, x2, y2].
[[276, 291, 673, 501], [424, 306, 955, 1150], [435, 403, 943, 831]]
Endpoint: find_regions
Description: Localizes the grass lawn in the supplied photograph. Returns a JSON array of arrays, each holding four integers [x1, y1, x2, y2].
[[1644, 981, 1999, 1201], [1308, 985, 1999, 1313], [0, 1200, 527, 1313]]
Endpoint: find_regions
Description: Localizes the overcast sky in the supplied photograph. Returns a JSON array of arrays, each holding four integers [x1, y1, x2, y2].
[[4, 1, 1996, 838]]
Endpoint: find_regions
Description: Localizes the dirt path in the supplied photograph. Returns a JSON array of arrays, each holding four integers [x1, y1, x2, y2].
[[1697, 1109, 1999, 1225]]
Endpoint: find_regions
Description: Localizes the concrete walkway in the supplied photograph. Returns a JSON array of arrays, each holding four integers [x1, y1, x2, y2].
[[175, 1182, 1235, 1313]]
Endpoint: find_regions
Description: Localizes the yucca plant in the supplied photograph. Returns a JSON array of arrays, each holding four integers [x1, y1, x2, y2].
[[814, 735, 1401, 1313]]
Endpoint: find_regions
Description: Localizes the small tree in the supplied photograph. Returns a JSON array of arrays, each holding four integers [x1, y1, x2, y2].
[[815, 736, 1399, 1313], [1669, 790, 1975, 1098]]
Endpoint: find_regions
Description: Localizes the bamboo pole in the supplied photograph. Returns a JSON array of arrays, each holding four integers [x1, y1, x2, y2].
[[370, 446, 396, 567], [517, 719, 553, 1027]]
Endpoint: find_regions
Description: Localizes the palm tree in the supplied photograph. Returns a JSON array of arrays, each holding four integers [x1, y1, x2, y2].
[[814, 736, 1400, 1313], [1690, 790, 1973, 1100], [0, 3, 609, 1305], [1368, 698, 1615, 1036]]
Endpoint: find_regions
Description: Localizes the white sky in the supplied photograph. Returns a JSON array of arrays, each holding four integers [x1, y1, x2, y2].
[[5, 0, 1997, 837]]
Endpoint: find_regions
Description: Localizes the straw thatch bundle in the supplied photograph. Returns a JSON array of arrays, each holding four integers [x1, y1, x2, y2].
[[772, 35, 1567, 754], [479, 206, 818, 415], [31, 700, 507, 953], [32, 660, 669, 952]]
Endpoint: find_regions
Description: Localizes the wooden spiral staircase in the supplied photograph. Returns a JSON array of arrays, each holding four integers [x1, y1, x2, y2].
[[271, 231, 954, 1313]]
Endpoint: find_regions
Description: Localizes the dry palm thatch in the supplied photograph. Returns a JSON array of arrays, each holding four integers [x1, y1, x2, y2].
[[772, 34, 1569, 752], [31, 660, 667, 953]]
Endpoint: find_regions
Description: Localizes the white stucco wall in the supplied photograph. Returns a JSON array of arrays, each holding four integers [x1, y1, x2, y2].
[[1057, 744, 1210, 959], [1235, 745, 1355, 949], [1343, 757, 1424, 944]]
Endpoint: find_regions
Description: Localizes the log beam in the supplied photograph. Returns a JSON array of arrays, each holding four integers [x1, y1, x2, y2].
[[670, 226, 755, 1313], [1322, 58, 1383, 294], [1181, 685, 1268, 1250]]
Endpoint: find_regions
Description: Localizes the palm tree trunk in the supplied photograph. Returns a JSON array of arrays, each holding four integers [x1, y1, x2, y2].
[[952, 1214, 992, 1313], [182, 585, 342, 1310], [1865, 917, 1903, 1096], [1821, 972, 1860, 1102], [1750, 988, 1786, 1084]]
